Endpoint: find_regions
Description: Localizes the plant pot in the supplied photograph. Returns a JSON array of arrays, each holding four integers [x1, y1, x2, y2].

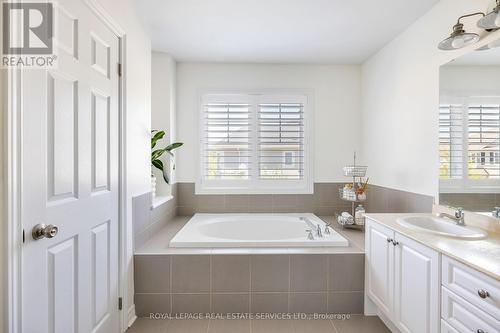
[[151, 175, 157, 198]]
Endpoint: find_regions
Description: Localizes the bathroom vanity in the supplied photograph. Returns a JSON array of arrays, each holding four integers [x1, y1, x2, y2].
[[365, 214, 500, 333]]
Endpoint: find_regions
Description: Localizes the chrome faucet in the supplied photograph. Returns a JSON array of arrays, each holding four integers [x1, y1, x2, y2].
[[316, 224, 323, 238], [493, 207, 500, 218], [438, 207, 465, 226], [324, 222, 331, 235], [305, 229, 314, 240]]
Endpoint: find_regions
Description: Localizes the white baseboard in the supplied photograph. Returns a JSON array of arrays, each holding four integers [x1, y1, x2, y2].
[[377, 310, 401, 333], [127, 304, 137, 328]]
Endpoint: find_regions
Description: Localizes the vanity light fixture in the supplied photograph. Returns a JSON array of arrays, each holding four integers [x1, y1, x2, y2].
[[438, 13, 485, 50], [476, 37, 500, 50], [477, 0, 500, 30]]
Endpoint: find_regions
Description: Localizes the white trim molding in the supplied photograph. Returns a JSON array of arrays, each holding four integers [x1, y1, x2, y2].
[[5, 1, 131, 332]]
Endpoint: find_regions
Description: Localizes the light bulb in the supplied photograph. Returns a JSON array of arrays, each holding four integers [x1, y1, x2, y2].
[[451, 37, 466, 49]]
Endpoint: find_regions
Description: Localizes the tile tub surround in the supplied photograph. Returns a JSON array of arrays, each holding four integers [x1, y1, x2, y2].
[[440, 193, 500, 212], [133, 215, 365, 316], [175, 183, 434, 216], [134, 253, 365, 316], [133, 184, 178, 249]]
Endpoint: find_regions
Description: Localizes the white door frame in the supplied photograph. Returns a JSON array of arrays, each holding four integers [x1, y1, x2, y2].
[[3, 1, 131, 332]]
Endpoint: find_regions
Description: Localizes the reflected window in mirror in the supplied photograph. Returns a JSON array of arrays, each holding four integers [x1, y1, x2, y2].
[[439, 40, 500, 213]]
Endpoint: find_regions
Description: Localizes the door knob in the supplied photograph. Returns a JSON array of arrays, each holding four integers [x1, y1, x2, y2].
[[32, 224, 58, 240]]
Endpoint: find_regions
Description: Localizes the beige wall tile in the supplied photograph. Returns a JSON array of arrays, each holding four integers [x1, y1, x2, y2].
[[250, 293, 289, 313], [172, 294, 210, 314], [135, 293, 171, 317], [251, 255, 289, 292], [328, 254, 364, 292], [290, 254, 328, 292], [134, 255, 171, 293], [289, 293, 327, 314], [172, 255, 210, 293], [328, 292, 364, 314], [211, 294, 250, 314], [212, 255, 250, 292]]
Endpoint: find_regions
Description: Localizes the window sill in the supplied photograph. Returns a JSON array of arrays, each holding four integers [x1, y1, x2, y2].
[[151, 195, 174, 210]]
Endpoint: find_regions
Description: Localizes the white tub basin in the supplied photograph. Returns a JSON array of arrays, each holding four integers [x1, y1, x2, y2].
[[397, 216, 488, 240], [170, 213, 349, 247]]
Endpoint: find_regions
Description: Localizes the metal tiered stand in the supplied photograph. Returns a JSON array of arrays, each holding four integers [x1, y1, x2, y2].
[[337, 153, 367, 230]]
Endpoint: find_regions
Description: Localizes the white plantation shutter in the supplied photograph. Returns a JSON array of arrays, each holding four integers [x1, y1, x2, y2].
[[467, 104, 500, 180], [203, 100, 252, 180], [439, 104, 463, 179], [258, 102, 304, 180], [199, 93, 311, 193]]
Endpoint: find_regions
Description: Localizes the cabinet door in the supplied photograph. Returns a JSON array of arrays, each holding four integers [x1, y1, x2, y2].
[[366, 219, 395, 317], [394, 233, 440, 333]]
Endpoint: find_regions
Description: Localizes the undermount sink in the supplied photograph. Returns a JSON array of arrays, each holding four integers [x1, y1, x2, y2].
[[397, 216, 488, 240]]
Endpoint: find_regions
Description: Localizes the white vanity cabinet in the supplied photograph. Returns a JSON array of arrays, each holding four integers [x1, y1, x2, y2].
[[366, 219, 395, 316], [441, 256, 500, 333], [366, 218, 440, 333]]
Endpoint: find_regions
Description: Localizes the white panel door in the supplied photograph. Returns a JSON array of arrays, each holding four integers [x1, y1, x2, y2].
[[394, 233, 440, 333], [21, 0, 120, 332], [365, 219, 395, 317]]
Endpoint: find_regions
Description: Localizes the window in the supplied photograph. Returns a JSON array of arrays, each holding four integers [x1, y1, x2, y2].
[[439, 99, 500, 191], [198, 93, 312, 194]]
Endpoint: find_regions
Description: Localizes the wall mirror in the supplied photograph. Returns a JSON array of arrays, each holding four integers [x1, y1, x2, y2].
[[439, 38, 500, 215]]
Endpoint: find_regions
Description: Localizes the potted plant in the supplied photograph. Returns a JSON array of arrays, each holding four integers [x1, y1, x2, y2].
[[151, 130, 183, 197]]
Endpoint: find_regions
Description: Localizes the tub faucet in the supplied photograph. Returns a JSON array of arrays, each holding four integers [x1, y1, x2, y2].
[[316, 224, 323, 238], [438, 207, 465, 226], [324, 222, 331, 235], [305, 229, 314, 240]]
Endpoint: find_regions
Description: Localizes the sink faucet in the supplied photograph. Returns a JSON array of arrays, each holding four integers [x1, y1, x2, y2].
[[493, 207, 500, 218], [438, 207, 465, 226]]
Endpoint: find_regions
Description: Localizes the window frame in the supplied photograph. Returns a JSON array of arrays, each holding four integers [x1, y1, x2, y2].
[[196, 90, 314, 194], [439, 94, 500, 193]]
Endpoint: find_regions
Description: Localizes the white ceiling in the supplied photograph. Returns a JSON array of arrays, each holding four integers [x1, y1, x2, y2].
[[136, 0, 439, 64]]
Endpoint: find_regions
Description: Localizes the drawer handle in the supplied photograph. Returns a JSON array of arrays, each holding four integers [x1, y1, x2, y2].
[[478, 289, 490, 299], [477, 329, 486, 333], [387, 238, 393, 243]]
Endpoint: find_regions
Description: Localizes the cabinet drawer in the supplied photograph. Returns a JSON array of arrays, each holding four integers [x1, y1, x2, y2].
[[442, 256, 500, 321], [441, 320, 460, 333], [442, 287, 500, 333]]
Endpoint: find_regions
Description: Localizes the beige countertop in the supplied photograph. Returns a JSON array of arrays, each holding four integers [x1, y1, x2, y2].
[[365, 213, 500, 281]]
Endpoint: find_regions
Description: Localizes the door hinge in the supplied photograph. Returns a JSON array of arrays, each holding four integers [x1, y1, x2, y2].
[[118, 297, 123, 311], [117, 63, 122, 77]]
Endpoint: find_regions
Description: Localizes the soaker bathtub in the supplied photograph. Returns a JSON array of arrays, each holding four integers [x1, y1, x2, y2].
[[169, 213, 349, 247]]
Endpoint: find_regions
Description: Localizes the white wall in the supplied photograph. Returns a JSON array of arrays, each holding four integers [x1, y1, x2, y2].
[[95, 0, 152, 326], [440, 65, 500, 94], [151, 52, 177, 194], [361, 0, 499, 198], [176, 63, 362, 183]]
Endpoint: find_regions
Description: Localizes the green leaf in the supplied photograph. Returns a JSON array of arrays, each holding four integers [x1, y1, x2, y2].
[[164, 142, 183, 152], [151, 159, 169, 184], [151, 159, 163, 170], [151, 131, 165, 149], [151, 149, 165, 161]]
